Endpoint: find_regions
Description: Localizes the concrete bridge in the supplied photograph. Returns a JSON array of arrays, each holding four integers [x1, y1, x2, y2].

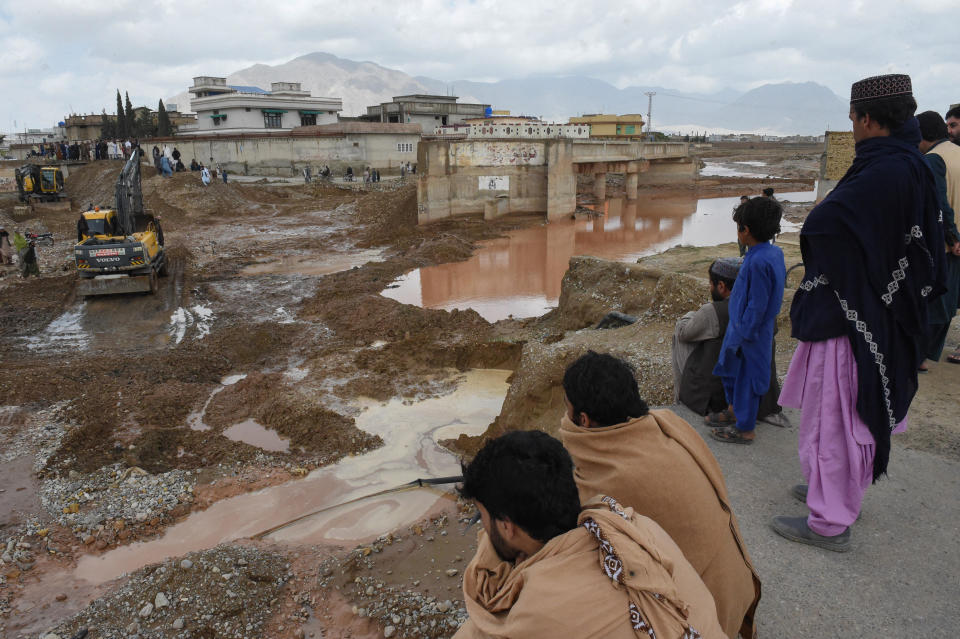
[[416, 138, 693, 224]]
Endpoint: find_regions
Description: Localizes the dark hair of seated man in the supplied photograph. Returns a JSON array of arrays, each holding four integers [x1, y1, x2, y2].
[[562, 350, 649, 428], [459, 430, 581, 551]]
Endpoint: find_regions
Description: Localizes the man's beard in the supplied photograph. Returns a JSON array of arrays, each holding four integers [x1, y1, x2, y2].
[[489, 522, 520, 563], [710, 287, 724, 302]]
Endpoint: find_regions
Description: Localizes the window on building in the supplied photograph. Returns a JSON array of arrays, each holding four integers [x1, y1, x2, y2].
[[300, 114, 317, 126], [625, 125, 635, 134], [263, 112, 282, 128]]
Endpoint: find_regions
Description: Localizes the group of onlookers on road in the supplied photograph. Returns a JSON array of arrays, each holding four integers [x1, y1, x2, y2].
[[28, 139, 135, 162], [150, 145, 226, 186], [454, 75, 960, 638]]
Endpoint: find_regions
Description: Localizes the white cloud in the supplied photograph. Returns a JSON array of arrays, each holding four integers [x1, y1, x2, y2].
[[1, 0, 956, 130]]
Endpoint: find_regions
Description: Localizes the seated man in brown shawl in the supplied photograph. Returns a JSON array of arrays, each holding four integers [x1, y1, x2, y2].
[[455, 430, 724, 639], [561, 351, 761, 638]]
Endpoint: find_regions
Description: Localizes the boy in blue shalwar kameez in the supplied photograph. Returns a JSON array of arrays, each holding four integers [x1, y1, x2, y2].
[[710, 197, 786, 444]]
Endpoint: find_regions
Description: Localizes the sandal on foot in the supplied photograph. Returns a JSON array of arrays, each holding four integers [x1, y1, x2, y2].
[[704, 407, 736, 427], [947, 349, 960, 364], [710, 426, 754, 445]]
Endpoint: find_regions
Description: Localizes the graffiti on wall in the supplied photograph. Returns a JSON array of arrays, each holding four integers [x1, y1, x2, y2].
[[478, 176, 509, 190], [450, 141, 545, 167]]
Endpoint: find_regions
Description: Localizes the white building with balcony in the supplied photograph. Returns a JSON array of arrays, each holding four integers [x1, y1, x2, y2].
[[183, 77, 342, 136]]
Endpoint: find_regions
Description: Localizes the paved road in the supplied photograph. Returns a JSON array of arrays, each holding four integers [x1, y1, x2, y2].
[[668, 403, 960, 637]]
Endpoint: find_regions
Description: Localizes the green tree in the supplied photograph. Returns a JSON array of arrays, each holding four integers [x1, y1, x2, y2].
[[116, 89, 126, 138], [124, 92, 135, 138], [137, 109, 156, 138], [100, 109, 116, 139], [157, 99, 171, 137]]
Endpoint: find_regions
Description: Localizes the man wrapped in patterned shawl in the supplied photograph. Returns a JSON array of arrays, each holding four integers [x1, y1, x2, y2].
[[455, 430, 724, 639]]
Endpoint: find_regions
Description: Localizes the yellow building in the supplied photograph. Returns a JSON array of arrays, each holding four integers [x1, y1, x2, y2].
[[568, 114, 646, 138]]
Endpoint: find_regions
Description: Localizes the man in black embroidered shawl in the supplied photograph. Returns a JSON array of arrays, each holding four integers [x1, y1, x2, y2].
[[772, 74, 946, 552]]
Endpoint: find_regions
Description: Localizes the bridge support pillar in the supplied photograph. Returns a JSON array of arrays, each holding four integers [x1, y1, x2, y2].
[[625, 172, 639, 199], [593, 172, 607, 201], [546, 139, 575, 222]]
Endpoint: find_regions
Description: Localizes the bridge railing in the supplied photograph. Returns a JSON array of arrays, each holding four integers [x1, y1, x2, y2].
[[571, 140, 689, 163]]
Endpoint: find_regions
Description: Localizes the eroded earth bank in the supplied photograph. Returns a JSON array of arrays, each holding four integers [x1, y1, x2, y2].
[[1, 148, 957, 638]]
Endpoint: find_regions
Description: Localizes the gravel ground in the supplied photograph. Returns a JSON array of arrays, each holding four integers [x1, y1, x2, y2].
[[48, 544, 289, 639]]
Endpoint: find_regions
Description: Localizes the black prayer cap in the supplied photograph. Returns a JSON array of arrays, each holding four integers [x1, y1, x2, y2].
[[850, 74, 912, 104]]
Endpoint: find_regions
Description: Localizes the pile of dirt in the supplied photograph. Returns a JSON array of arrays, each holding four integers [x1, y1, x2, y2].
[[63, 160, 126, 209], [450, 319, 673, 457], [549, 256, 694, 331], [204, 372, 383, 457]]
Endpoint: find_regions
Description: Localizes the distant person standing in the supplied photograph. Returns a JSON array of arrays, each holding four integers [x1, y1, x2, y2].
[[709, 197, 786, 445], [946, 105, 960, 145], [735, 195, 749, 255], [0, 228, 14, 265], [916, 111, 960, 366], [774, 74, 946, 551], [200, 165, 211, 186]]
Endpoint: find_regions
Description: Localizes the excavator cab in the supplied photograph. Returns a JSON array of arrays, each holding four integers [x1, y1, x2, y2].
[[40, 167, 64, 194], [80, 209, 121, 240]]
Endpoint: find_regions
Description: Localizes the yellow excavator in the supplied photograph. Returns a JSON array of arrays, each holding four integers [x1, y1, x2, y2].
[[75, 149, 167, 296], [15, 164, 65, 203]]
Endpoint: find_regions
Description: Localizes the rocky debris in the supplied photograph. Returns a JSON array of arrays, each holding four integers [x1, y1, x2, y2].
[[38, 462, 196, 543], [0, 402, 70, 468], [345, 572, 467, 639], [48, 544, 288, 639]]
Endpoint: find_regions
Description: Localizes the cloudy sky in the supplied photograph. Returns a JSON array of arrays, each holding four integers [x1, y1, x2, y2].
[[1, 0, 955, 132]]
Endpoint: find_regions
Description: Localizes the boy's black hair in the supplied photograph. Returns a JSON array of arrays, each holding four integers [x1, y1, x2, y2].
[[459, 430, 580, 542], [562, 350, 649, 427], [762, 187, 775, 197], [733, 196, 782, 243], [917, 110, 948, 142], [852, 94, 918, 131]]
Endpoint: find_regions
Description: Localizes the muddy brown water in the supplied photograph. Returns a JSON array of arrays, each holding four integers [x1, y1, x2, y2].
[[381, 190, 814, 321], [69, 369, 508, 586]]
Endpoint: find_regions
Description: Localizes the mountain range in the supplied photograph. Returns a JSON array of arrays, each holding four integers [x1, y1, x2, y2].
[[168, 52, 849, 135]]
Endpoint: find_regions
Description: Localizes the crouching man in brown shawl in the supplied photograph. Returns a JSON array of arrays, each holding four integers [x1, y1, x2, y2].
[[455, 430, 724, 639], [560, 351, 761, 638]]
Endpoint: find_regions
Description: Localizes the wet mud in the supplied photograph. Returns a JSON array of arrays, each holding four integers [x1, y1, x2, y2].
[[4, 148, 957, 639]]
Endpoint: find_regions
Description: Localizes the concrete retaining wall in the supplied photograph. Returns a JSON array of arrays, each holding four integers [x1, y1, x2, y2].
[[417, 139, 576, 224], [140, 132, 421, 177]]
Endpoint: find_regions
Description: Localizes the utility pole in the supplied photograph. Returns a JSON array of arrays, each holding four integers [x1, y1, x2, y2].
[[644, 91, 656, 134]]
